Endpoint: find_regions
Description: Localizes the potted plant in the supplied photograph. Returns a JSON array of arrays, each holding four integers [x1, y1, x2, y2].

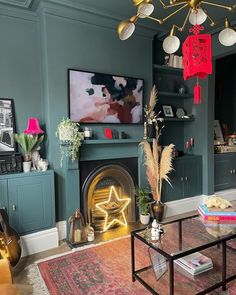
[[56, 118, 82, 167], [14, 133, 44, 172], [136, 187, 152, 225]]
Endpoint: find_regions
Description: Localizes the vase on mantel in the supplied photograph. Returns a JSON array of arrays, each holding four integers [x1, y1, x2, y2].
[[151, 200, 165, 222]]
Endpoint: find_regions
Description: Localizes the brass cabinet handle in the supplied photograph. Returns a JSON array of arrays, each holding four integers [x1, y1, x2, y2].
[[185, 176, 188, 181], [230, 170, 233, 174], [181, 177, 184, 181], [12, 204, 16, 211]]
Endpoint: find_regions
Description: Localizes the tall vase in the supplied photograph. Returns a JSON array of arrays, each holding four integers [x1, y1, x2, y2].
[[147, 123, 156, 139], [151, 201, 165, 222]]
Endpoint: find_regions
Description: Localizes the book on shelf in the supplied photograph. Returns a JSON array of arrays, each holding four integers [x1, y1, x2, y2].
[[175, 252, 213, 276], [198, 207, 236, 221], [199, 204, 236, 216]]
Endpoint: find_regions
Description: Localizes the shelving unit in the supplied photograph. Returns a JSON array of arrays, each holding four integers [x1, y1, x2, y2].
[[159, 91, 193, 99], [164, 117, 194, 122], [153, 64, 183, 75]]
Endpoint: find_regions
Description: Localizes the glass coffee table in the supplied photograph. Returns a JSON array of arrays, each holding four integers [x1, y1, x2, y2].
[[131, 215, 236, 295]]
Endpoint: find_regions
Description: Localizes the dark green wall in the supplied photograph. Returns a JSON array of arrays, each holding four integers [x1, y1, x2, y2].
[[0, 2, 154, 221], [1, 1, 235, 221]]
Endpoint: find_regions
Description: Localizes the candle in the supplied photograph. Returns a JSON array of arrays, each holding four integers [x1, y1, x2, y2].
[[87, 232, 95, 242], [73, 229, 81, 243]]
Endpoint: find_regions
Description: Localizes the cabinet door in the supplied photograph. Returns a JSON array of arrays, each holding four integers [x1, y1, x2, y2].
[[215, 154, 235, 191], [0, 179, 8, 210], [183, 157, 202, 198], [162, 160, 184, 202], [8, 174, 55, 235]]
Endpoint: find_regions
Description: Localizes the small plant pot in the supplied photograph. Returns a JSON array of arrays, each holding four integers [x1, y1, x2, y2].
[[23, 161, 32, 173], [140, 213, 150, 225]]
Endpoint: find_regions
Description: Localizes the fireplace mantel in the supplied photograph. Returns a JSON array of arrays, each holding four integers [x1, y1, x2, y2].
[[80, 138, 143, 161]]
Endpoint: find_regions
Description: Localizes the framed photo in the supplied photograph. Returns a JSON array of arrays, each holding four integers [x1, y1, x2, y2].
[[68, 69, 144, 124], [214, 119, 224, 145], [0, 98, 16, 154], [162, 105, 174, 117]]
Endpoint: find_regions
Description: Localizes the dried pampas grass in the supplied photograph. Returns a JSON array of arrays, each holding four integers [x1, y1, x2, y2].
[[140, 139, 174, 201]]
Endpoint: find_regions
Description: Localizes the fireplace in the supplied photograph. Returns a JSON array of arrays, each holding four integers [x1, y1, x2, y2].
[[80, 158, 138, 232]]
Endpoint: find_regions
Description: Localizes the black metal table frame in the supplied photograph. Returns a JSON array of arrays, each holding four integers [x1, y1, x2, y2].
[[131, 215, 236, 295]]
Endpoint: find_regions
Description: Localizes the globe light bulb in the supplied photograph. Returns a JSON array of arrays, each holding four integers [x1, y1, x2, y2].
[[117, 20, 135, 40], [219, 28, 236, 46], [189, 8, 207, 25], [138, 3, 154, 18], [163, 35, 180, 54]]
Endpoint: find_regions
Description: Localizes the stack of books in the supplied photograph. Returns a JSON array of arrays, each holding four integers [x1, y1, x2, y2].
[[198, 204, 236, 224], [175, 252, 213, 276]]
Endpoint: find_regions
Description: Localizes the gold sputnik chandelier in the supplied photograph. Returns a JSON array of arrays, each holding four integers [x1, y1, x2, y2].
[[118, 0, 236, 53]]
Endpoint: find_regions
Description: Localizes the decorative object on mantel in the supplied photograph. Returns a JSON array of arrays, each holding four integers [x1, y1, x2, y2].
[[140, 138, 174, 222], [56, 118, 83, 167], [144, 85, 164, 139], [14, 118, 44, 173]]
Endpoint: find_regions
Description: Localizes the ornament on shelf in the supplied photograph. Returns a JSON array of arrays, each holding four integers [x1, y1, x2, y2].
[[182, 24, 212, 104]]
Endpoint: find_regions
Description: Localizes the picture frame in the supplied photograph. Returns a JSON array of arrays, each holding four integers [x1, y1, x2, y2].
[[214, 119, 224, 145], [162, 105, 174, 117], [0, 98, 17, 154], [68, 69, 144, 124]]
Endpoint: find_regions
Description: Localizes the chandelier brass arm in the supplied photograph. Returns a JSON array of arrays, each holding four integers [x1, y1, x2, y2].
[[201, 1, 234, 11], [202, 8, 216, 26], [159, 0, 187, 9]]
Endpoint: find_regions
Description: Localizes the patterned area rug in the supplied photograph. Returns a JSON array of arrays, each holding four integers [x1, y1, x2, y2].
[[27, 229, 236, 295]]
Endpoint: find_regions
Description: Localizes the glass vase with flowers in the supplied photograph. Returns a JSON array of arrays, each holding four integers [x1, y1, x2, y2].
[[144, 85, 164, 139]]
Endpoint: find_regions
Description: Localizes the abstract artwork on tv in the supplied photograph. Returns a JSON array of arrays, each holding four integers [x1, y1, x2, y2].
[[68, 69, 144, 124]]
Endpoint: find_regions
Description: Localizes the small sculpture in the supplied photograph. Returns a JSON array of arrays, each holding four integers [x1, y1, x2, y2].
[[151, 219, 160, 241]]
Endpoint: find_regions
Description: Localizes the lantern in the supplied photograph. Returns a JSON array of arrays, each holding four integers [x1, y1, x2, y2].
[[68, 209, 86, 244], [182, 25, 212, 104]]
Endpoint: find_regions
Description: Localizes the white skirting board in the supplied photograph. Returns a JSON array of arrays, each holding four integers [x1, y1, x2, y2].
[[20, 228, 59, 257], [20, 188, 235, 256]]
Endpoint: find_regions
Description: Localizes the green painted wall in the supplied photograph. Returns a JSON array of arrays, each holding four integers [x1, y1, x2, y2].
[[0, 8, 43, 131], [1, 1, 235, 222]]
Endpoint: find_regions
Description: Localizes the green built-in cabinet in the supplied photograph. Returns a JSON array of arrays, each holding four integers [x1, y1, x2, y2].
[[215, 153, 236, 191], [162, 155, 202, 202], [0, 170, 55, 235]]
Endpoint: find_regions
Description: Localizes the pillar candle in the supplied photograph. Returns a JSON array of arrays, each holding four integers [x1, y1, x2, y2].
[[73, 229, 81, 243]]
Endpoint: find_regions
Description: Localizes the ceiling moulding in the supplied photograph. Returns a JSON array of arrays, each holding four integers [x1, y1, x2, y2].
[[45, 0, 161, 33], [0, 0, 33, 8], [38, 0, 158, 40]]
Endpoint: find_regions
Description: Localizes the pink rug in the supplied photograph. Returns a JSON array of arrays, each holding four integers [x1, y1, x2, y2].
[[27, 232, 236, 295]]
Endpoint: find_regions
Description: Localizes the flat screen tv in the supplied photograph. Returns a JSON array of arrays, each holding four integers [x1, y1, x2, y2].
[[68, 69, 144, 124]]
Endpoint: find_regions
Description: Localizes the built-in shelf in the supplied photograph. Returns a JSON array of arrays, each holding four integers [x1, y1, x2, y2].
[[83, 139, 143, 145], [164, 117, 194, 122], [159, 91, 193, 99], [153, 64, 183, 75]]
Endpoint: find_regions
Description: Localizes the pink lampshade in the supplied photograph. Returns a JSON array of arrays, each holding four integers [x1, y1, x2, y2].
[[24, 118, 44, 135]]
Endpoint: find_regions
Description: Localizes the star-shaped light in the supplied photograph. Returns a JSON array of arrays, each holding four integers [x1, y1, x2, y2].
[[95, 185, 131, 232]]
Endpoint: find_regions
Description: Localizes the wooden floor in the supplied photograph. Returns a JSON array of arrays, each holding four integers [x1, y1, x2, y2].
[[13, 211, 197, 294]]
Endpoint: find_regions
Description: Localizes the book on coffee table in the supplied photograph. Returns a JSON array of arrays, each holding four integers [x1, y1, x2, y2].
[[175, 252, 213, 276]]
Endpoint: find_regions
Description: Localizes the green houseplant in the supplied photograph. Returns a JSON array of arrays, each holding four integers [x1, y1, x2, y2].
[[56, 118, 82, 167], [14, 133, 44, 162], [14, 133, 44, 172], [136, 187, 153, 225]]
